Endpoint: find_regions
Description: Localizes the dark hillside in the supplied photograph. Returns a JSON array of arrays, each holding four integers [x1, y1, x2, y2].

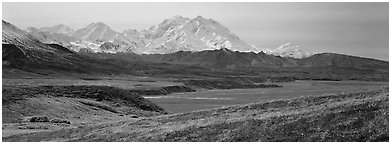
[[298, 53, 388, 72], [2, 85, 167, 124], [2, 44, 133, 75]]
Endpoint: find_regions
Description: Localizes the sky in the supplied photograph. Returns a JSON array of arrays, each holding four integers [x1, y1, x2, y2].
[[2, 2, 389, 61]]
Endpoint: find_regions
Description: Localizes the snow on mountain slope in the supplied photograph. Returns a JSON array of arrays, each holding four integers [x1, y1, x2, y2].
[[3, 20, 76, 68], [22, 16, 264, 54], [66, 22, 123, 52], [264, 43, 313, 59], [136, 16, 260, 54], [27, 22, 122, 52], [2, 20, 135, 74], [69, 41, 102, 52], [2, 20, 48, 50]]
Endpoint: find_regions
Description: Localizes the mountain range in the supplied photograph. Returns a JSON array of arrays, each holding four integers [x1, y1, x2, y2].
[[25, 16, 311, 58], [2, 20, 130, 75], [2, 18, 388, 81]]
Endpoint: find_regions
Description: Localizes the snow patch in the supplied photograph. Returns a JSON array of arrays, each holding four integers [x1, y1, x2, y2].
[[195, 28, 200, 35], [221, 40, 232, 48], [264, 43, 313, 59]]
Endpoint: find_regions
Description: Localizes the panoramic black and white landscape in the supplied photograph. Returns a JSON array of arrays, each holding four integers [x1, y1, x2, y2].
[[2, 2, 389, 142]]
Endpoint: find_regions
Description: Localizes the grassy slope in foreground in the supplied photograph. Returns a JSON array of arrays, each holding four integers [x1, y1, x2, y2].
[[3, 87, 389, 142]]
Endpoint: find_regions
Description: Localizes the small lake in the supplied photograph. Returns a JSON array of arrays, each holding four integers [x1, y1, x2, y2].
[[145, 80, 388, 114]]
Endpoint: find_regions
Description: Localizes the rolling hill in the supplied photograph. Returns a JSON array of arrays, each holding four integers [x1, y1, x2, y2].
[[131, 48, 388, 81], [3, 87, 388, 142]]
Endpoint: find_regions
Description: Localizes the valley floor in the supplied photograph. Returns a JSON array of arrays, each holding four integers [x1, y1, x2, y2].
[[3, 87, 389, 142], [2, 76, 389, 142]]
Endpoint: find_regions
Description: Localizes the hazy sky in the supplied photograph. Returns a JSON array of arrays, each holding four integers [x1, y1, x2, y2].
[[2, 2, 389, 60]]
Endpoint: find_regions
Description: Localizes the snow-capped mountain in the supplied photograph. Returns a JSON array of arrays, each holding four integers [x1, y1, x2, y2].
[[3, 20, 388, 82], [96, 15, 261, 54], [263, 43, 313, 59], [68, 22, 128, 53], [25, 16, 262, 54], [2, 20, 132, 74], [23, 16, 315, 58], [26, 22, 124, 53], [133, 16, 260, 54]]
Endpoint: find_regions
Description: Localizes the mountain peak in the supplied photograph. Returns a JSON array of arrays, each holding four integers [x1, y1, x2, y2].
[[162, 16, 190, 25], [53, 24, 66, 28], [20, 16, 259, 54], [128, 15, 259, 54], [276, 43, 300, 51], [87, 22, 109, 29], [277, 43, 299, 50], [265, 43, 313, 59], [95, 22, 107, 26], [171, 15, 187, 20], [195, 15, 205, 20], [194, 15, 211, 22], [2, 20, 12, 26], [71, 22, 117, 43], [220, 47, 234, 53], [26, 26, 38, 33]]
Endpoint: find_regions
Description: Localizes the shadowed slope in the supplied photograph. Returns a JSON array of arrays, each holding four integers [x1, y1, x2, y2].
[[2, 85, 167, 124]]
